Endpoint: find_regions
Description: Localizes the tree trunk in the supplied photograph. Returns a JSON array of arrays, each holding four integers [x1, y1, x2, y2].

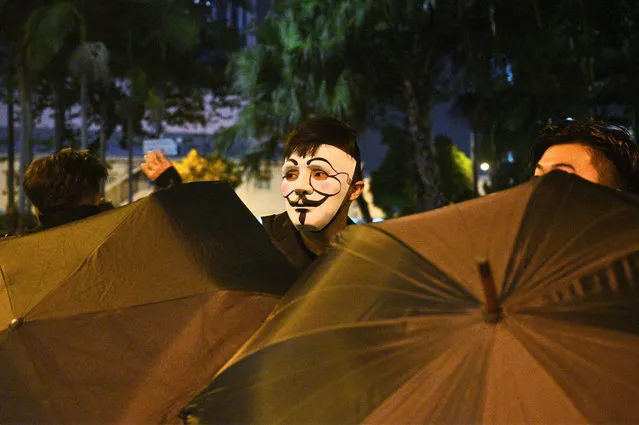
[[127, 110, 134, 204], [18, 79, 33, 215], [80, 72, 88, 149], [99, 96, 108, 197], [53, 81, 65, 152], [155, 86, 164, 137], [6, 84, 17, 230], [402, 78, 447, 211], [470, 128, 478, 196], [634, 99, 639, 150]]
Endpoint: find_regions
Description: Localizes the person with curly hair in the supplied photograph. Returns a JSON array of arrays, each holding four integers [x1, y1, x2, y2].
[[22, 148, 113, 231]]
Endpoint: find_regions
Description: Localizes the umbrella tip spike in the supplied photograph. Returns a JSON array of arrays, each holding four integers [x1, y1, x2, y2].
[[476, 259, 503, 324]]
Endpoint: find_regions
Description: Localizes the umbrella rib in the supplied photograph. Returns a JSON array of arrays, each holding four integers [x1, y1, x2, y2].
[[236, 313, 481, 363], [342, 245, 478, 301], [0, 263, 17, 320], [272, 325, 462, 425], [346, 227, 480, 302], [23, 289, 273, 325]]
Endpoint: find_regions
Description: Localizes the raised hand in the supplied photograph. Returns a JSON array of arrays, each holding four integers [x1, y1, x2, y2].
[[141, 150, 173, 181]]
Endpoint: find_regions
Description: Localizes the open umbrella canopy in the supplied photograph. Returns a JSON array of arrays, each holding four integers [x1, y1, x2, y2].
[[185, 171, 639, 424], [0, 181, 299, 424]]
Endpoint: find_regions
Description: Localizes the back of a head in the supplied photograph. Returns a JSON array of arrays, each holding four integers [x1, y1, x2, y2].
[[24, 148, 109, 213], [283, 116, 363, 182], [532, 119, 639, 193]]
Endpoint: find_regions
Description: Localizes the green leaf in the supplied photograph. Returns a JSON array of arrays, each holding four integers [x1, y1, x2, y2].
[[331, 70, 352, 116]]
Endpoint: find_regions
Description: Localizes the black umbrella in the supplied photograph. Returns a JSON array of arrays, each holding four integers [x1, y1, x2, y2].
[[184, 172, 639, 424], [0, 182, 299, 424]]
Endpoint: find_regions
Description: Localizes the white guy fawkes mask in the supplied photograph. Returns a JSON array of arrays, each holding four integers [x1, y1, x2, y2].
[[281, 144, 357, 232]]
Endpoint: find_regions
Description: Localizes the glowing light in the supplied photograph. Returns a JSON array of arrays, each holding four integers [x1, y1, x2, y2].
[[480, 162, 490, 172]]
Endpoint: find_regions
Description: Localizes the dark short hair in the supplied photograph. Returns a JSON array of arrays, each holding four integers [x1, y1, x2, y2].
[[24, 148, 108, 213], [283, 116, 363, 182], [532, 119, 639, 193]]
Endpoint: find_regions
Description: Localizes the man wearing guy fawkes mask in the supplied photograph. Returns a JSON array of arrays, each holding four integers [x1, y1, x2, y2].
[[141, 117, 365, 271], [262, 117, 365, 270]]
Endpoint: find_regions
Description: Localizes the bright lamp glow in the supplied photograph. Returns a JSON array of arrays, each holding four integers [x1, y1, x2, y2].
[[480, 162, 490, 171]]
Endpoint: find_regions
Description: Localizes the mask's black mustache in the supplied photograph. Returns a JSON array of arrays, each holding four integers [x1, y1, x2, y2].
[[288, 196, 327, 207]]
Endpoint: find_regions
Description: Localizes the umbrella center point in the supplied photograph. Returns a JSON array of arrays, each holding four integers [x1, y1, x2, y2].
[[482, 306, 504, 324], [477, 258, 502, 324], [9, 317, 24, 330]]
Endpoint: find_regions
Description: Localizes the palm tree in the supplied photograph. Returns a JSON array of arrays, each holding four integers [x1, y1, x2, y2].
[[16, 39, 34, 215]]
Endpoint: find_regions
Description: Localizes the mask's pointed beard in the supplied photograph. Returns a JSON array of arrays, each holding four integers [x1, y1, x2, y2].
[[299, 210, 307, 225]]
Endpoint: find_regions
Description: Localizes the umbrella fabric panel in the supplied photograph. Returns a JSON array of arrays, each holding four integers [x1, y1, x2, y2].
[[502, 174, 639, 305], [0, 205, 137, 323], [24, 202, 212, 322], [479, 324, 588, 425], [372, 180, 535, 302], [1, 182, 298, 324], [360, 320, 583, 425], [188, 314, 494, 425], [0, 290, 279, 424], [0, 284, 12, 332], [364, 314, 636, 424], [508, 314, 639, 424]]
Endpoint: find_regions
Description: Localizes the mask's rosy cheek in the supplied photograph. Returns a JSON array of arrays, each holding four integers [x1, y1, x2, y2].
[[281, 180, 294, 197], [312, 179, 341, 196]]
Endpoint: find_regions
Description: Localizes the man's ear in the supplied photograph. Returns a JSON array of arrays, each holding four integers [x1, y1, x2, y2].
[[348, 180, 365, 201]]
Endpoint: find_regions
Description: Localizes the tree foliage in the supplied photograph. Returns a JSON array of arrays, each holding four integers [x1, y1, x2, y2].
[[222, 0, 486, 212], [434, 136, 474, 204], [0, 0, 246, 213]]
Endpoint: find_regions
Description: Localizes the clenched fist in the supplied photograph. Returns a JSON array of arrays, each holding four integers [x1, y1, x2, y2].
[[141, 150, 173, 181]]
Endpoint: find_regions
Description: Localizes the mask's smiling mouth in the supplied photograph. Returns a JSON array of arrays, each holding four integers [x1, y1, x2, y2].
[[287, 195, 327, 208]]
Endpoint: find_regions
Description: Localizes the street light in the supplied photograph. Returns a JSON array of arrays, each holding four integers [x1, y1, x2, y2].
[[480, 162, 490, 172]]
